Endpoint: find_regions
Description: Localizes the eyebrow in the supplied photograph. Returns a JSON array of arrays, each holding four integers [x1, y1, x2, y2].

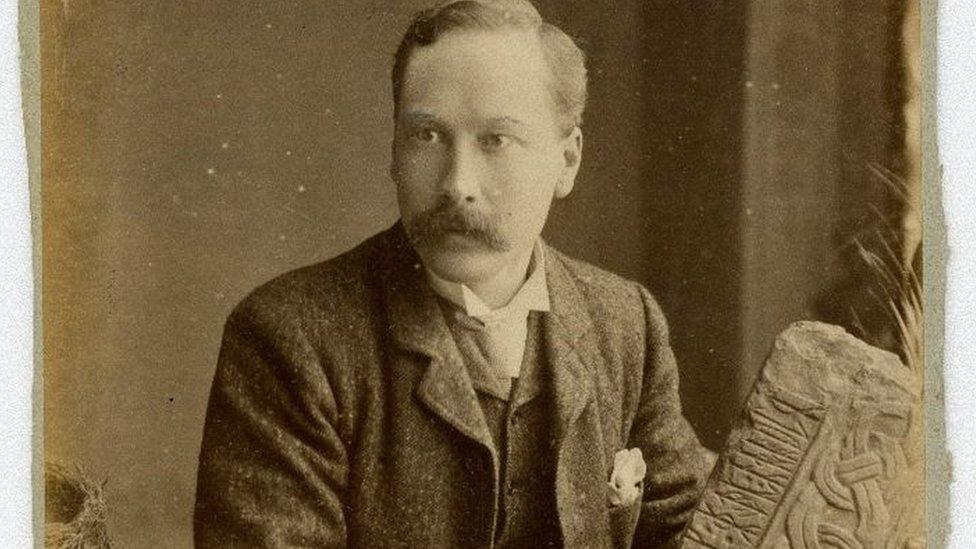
[[485, 116, 528, 128], [403, 110, 438, 122], [401, 111, 528, 129]]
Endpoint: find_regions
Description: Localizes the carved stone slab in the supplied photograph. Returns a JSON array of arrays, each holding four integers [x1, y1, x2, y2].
[[680, 321, 924, 549]]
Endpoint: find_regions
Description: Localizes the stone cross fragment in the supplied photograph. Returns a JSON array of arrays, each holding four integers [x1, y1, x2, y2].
[[680, 321, 924, 549]]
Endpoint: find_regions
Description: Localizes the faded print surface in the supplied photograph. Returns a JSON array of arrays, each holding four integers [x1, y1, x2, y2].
[[41, 1, 920, 546]]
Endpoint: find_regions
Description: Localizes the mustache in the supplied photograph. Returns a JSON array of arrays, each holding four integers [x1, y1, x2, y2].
[[404, 200, 510, 252]]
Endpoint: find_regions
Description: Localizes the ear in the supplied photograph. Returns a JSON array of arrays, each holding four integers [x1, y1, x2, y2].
[[554, 126, 582, 199]]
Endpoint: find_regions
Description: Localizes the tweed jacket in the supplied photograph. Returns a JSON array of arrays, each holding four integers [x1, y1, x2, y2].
[[194, 223, 713, 548]]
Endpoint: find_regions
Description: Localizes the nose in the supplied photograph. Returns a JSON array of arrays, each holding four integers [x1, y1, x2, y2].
[[440, 141, 480, 203]]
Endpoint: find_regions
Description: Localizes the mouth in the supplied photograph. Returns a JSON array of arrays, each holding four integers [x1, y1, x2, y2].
[[435, 230, 489, 251], [430, 222, 486, 242]]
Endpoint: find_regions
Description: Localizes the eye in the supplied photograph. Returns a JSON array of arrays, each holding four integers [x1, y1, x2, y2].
[[480, 133, 512, 151], [412, 127, 441, 143]]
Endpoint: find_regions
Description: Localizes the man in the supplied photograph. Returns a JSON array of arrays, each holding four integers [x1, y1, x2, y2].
[[194, 1, 713, 547]]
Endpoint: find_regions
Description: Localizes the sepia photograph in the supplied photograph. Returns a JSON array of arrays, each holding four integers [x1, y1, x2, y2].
[[40, 0, 928, 547]]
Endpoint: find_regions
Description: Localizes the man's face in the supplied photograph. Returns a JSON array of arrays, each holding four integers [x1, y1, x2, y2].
[[392, 28, 582, 285]]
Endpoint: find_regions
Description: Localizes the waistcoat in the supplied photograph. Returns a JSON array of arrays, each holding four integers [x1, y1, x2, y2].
[[440, 305, 562, 548]]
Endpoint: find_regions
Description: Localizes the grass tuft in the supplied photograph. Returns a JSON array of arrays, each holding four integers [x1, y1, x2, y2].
[[45, 463, 112, 549], [850, 162, 922, 372]]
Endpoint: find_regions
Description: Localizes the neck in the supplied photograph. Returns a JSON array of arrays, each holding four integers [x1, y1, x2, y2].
[[466, 246, 535, 309]]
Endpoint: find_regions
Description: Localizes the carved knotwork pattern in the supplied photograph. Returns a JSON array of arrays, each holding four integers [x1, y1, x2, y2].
[[681, 387, 920, 549], [785, 400, 914, 549]]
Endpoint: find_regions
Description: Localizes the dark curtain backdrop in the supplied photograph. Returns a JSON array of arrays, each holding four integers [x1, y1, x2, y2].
[[42, 1, 907, 546]]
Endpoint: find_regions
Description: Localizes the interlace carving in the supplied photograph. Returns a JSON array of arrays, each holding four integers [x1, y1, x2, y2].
[[679, 323, 923, 549]]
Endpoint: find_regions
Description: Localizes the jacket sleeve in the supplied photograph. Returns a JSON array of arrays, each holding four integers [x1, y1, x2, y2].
[[194, 297, 349, 548], [628, 286, 717, 548]]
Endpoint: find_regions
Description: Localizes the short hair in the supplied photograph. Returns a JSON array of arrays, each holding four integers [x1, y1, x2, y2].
[[392, 0, 588, 133]]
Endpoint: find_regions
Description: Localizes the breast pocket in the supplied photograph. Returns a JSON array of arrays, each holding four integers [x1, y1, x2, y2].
[[607, 483, 642, 549]]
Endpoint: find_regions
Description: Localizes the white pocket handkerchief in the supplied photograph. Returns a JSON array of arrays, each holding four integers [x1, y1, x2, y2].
[[608, 448, 647, 507]]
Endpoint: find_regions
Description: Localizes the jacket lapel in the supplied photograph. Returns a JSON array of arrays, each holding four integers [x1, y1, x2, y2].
[[374, 225, 496, 453], [543, 248, 613, 548], [543, 247, 606, 444]]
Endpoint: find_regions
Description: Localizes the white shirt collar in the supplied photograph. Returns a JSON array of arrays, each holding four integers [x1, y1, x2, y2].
[[426, 240, 550, 321]]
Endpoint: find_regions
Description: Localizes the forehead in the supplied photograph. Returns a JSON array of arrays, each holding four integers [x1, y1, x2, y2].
[[398, 29, 558, 128]]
